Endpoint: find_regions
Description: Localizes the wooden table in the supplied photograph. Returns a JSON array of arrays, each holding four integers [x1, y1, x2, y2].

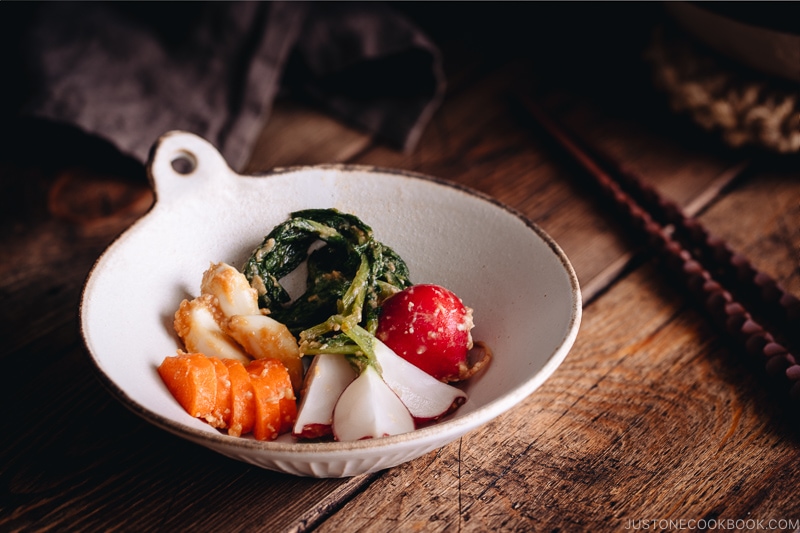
[[4, 5, 800, 531]]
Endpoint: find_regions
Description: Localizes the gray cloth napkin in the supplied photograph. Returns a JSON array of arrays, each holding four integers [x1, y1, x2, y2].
[[15, 1, 445, 171]]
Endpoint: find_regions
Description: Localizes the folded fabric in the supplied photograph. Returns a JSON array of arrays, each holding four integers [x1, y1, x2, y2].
[[11, 1, 445, 171]]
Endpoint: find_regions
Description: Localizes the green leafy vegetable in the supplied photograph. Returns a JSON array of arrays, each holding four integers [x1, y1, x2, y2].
[[243, 208, 412, 362]]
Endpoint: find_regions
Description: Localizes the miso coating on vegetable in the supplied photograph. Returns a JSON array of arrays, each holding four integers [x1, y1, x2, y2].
[[243, 209, 412, 355]]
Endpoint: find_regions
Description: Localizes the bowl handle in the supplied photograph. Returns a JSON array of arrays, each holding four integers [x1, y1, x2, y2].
[[146, 131, 235, 205]]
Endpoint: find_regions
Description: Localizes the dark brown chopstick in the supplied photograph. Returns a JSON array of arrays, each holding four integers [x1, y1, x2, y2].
[[517, 95, 800, 400], [600, 152, 800, 355]]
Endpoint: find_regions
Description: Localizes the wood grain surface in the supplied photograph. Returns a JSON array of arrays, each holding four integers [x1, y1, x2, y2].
[[2, 4, 799, 532]]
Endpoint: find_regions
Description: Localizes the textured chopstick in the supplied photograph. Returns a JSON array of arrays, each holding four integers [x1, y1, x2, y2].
[[603, 157, 800, 354], [518, 95, 800, 399]]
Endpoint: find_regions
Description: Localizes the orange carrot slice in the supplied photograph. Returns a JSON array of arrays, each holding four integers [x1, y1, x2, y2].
[[206, 357, 232, 429], [247, 358, 297, 441], [279, 397, 298, 435], [158, 353, 216, 419], [223, 359, 255, 438]]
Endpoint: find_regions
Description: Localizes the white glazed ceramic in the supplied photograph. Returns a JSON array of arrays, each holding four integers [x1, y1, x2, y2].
[[80, 131, 581, 478]]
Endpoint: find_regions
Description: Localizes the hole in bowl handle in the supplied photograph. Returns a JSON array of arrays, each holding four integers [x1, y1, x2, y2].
[[147, 131, 234, 204], [170, 150, 197, 175]]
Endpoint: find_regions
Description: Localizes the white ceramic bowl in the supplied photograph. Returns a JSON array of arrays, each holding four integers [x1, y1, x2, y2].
[[80, 131, 581, 478]]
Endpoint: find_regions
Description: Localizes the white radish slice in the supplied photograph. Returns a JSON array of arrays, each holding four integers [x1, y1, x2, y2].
[[332, 365, 415, 441], [293, 354, 357, 438], [373, 337, 467, 422]]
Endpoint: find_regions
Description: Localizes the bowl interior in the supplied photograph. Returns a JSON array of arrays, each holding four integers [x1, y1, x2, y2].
[[80, 132, 581, 469]]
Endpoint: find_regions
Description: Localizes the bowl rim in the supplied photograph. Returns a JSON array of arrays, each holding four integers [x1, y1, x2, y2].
[[80, 161, 582, 456]]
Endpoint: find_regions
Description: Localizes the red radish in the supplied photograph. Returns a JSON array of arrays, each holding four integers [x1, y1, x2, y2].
[[376, 284, 476, 382]]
